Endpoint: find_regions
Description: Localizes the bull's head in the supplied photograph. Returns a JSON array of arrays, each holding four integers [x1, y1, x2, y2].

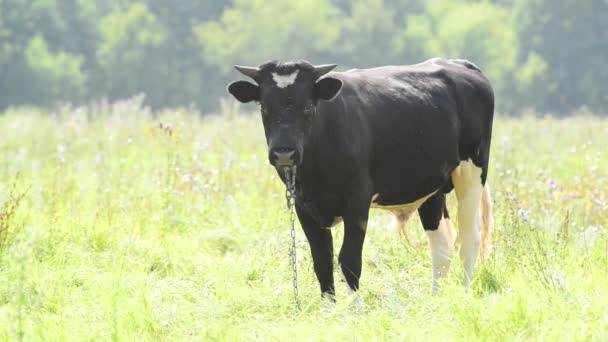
[[227, 61, 343, 167]]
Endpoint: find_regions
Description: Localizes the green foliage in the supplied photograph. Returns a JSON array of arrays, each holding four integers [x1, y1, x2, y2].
[[0, 105, 607, 339], [0, 0, 97, 107], [396, 15, 442, 61], [514, 0, 608, 113], [336, 0, 401, 66], [195, 0, 342, 67], [516, 52, 548, 88], [425, 1, 520, 109], [194, 0, 343, 106], [25, 35, 87, 102], [96, 3, 167, 106], [513, 52, 549, 110], [0, 0, 607, 114], [429, 1, 518, 80]]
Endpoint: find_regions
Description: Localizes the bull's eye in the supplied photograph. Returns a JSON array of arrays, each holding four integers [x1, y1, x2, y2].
[[304, 103, 314, 114]]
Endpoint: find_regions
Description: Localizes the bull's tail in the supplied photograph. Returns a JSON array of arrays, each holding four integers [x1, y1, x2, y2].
[[479, 182, 493, 261]]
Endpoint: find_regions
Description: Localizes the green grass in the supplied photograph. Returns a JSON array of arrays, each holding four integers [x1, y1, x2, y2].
[[0, 100, 607, 341]]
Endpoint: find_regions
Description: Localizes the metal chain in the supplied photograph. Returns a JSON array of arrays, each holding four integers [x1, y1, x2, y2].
[[284, 166, 301, 311]]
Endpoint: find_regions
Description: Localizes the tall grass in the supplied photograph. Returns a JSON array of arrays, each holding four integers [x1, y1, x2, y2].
[[0, 99, 606, 340]]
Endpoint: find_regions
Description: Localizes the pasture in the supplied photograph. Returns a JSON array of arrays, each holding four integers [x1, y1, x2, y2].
[[0, 99, 607, 340]]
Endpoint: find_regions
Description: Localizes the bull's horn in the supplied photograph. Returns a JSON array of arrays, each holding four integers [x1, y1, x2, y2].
[[234, 65, 260, 79], [314, 64, 337, 78]]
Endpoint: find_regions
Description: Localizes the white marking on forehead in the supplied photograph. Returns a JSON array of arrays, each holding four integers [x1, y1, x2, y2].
[[272, 71, 299, 88]]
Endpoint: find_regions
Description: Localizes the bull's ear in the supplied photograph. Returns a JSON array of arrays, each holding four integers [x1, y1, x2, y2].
[[228, 81, 260, 103], [314, 77, 343, 101]]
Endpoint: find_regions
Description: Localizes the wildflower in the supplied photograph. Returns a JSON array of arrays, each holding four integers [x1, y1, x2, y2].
[[508, 192, 517, 201], [159, 122, 173, 136], [547, 178, 559, 191], [518, 208, 529, 222]]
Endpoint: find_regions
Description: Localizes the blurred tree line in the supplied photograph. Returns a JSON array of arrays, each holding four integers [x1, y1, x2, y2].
[[0, 0, 606, 115]]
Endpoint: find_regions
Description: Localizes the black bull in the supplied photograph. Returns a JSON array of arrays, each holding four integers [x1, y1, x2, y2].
[[228, 58, 494, 301]]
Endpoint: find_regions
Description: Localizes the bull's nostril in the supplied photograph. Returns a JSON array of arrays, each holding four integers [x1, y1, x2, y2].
[[272, 149, 295, 167]]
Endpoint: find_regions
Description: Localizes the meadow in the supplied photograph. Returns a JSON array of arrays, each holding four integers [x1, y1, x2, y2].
[[0, 98, 607, 341]]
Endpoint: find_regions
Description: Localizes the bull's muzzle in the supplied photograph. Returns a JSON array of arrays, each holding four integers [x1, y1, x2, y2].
[[270, 148, 296, 167]]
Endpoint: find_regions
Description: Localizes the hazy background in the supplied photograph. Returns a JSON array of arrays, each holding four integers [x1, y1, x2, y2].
[[0, 0, 606, 115]]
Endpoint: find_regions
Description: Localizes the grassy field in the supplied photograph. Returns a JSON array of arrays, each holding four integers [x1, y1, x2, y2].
[[0, 99, 607, 341]]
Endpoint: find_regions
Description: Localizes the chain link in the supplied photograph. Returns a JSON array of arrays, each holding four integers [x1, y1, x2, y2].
[[283, 166, 301, 311]]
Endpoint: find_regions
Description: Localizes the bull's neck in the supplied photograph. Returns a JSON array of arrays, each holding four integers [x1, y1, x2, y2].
[[297, 103, 349, 189]]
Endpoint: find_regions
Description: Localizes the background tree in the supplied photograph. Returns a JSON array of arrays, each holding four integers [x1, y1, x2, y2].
[[0, 0, 606, 115], [194, 0, 342, 106], [336, 0, 403, 67], [95, 3, 168, 107], [513, 0, 608, 113]]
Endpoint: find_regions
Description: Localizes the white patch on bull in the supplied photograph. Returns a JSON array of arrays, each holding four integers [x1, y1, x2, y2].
[[272, 71, 299, 88], [371, 193, 380, 202], [371, 191, 436, 241], [426, 215, 456, 293], [370, 191, 437, 212], [328, 216, 342, 228], [358, 219, 368, 232], [451, 158, 484, 287]]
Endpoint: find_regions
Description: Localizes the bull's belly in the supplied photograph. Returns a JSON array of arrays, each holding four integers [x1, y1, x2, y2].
[[370, 191, 436, 211], [328, 191, 437, 227]]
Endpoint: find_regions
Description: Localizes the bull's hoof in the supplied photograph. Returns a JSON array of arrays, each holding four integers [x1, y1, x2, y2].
[[320, 294, 336, 313], [348, 293, 366, 314]]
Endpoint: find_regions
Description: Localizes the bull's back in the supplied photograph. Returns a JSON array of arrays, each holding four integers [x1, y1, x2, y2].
[[327, 58, 494, 204]]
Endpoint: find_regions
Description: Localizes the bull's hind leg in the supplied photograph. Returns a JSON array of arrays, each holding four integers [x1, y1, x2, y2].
[[451, 159, 484, 287], [419, 192, 456, 293]]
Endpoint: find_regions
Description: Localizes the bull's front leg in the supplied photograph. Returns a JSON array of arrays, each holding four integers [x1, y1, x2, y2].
[[295, 204, 335, 301], [339, 191, 371, 307]]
